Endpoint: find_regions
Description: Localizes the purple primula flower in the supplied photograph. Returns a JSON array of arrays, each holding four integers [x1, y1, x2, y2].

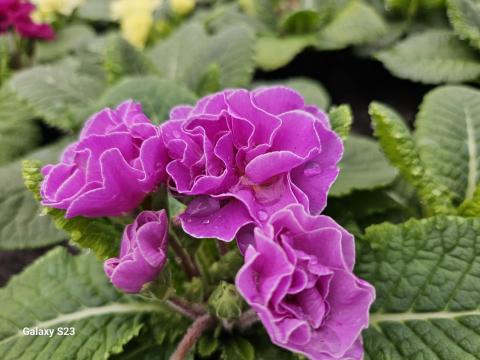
[[235, 204, 375, 360], [104, 210, 168, 293], [41, 100, 169, 218], [162, 86, 343, 241]]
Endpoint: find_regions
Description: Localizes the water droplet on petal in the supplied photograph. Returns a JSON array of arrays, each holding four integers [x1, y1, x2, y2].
[[257, 210, 268, 221], [303, 162, 322, 177], [172, 130, 181, 138], [202, 219, 210, 224], [253, 176, 285, 206], [186, 196, 220, 217]]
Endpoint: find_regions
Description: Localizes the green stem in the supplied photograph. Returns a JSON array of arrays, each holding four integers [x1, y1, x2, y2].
[[169, 228, 200, 279]]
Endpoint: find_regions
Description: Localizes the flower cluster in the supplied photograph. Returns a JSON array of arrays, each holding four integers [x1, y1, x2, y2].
[[31, 0, 84, 22], [40, 87, 375, 359], [163, 87, 342, 241], [40, 100, 168, 218], [0, 0, 54, 39], [111, 0, 161, 48]]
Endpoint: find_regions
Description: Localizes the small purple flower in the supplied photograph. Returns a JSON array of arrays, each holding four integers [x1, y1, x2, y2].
[[162, 86, 343, 241], [104, 210, 168, 293], [235, 204, 375, 360], [41, 100, 169, 218]]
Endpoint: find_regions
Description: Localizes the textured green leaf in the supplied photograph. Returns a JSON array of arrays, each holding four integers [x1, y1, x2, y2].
[[329, 104, 352, 139], [22, 161, 123, 259], [104, 36, 157, 84], [0, 88, 39, 165], [0, 143, 65, 250], [317, 0, 387, 50], [9, 63, 106, 131], [196, 63, 221, 96], [376, 29, 480, 84], [77, 0, 111, 21], [369, 102, 455, 215], [0, 36, 10, 86], [35, 24, 96, 62], [358, 216, 480, 359], [222, 337, 255, 360], [386, 0, 445, 14], [98, 76, 196, 124], [459, 184, 480, 217], [416, 85, 480, 204], [331, 135, 398, 196], [255, 35, 314, 71], [0, 248, 163, 360], [447, 0, 480, 50], [150, 23, 255, 90]]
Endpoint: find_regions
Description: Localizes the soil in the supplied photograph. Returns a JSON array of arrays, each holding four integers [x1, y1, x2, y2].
[[0, 49, 434, 287]]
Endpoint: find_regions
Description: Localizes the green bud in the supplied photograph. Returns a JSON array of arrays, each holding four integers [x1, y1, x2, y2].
[[209, 249, 243, 283], [208, 281, 243, 321], [183, 277, 204, 302]]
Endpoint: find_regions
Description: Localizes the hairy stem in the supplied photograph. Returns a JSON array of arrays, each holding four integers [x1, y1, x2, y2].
[[167, 297, 206, 320], [216, 240, 229, 256], [237, 308, 259, 331], [169, 229, 200, 279], [170, 314, 216, 360]]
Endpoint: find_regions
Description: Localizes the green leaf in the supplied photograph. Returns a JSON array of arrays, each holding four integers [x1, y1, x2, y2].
[[209, 249, 244, 283], [0, 87, 39, 165], [369, 102, 455, 215], [255, 35, 314, 71], [358, 216, 480, 359], [104, 36, 157, 84], [447, 0, 480, 50], [22, 160, 123, 258], [198, 333, 219, 358], [222, 337, 255, 360], [459, 183, 480, 216], [9, 63, 106, 131], [196, 63, 221, 96], [386, 0, 445, 14], [98, 76, 196, 124], [375, 29, 480, 84], [195, 239, 220, 282], [35, 24, 96, 62], [329, 104, 352, 139], [416, 85, 480, 204], [0, 143, 65, 250], [149, 23, 255, 90], [77, 0, 111, 21], [331, 135, 398, 196], [0, 247, 164, 360], [0, 36, 10, 86], [317, 0, 387, 50], [279, 10, 322, 35]]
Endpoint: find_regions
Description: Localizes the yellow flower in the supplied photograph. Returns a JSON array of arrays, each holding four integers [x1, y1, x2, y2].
[[170, 0, 195, 16], [121, 12, 154, 49], [111, 0, 162, 48], [32, 0, 85, 22]]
